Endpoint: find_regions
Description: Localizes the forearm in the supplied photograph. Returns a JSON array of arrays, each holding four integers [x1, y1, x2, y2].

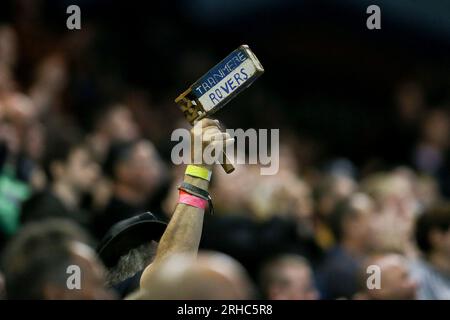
[[140, 169, 210, 289]]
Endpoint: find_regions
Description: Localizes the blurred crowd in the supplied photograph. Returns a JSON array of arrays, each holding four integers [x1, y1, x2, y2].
[[0, 2, 450, 300]]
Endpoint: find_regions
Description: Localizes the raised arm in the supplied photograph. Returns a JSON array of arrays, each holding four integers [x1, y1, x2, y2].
[[140, 119, 233, 289]]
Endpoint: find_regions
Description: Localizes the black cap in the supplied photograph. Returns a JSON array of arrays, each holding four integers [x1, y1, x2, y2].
[[97, 212, 167, 268]]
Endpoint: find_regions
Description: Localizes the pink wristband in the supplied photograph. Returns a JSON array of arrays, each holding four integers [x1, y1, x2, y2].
[[178, 190, 207, 210]]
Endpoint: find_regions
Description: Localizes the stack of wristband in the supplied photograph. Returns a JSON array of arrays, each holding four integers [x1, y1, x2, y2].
[[178, 165, 214, 214]]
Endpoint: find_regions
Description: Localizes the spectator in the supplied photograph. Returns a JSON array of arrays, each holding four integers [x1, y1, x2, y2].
[[130, 251, 254, 300], [0, 92, 38, 238], [361, 170, 419, 256], [86, 103, 140, 163], [1, 219, 115, 299], [411, 204, 450, 299], [259, 254, 318, 300], [84, 102, 141, 212], [97, 212, 166, 298], [381, 80, 425, 166], [355, 253, 417, 300], [20, 132, 99, 231], [317, 193, 375, 299], [313, 173, 357, 250], [94, 139, 165, 238], [413, 108, 450, 197], [414, 109, 449, 175]]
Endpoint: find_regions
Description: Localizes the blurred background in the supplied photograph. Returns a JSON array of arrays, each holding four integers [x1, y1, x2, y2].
[[0, 0, 449, 300]]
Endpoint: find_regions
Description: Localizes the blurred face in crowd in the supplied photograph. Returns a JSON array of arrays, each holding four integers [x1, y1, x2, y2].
[[0, 118, 20, 154], [430, 226, 450, 259], [395, 81, 424, 122], [0, 92, 38, 157], [317, 175, 357, 219], [196, 252, 255, 300], [421, 109, 450, 149], [24, 121, 45, 160], [371, 173, 418, 251], [344, 194, 375, 251], [213, 165, 258, 214], [0, 25, 17, 68], [289, 178, 314, 222], [268, 261, 318, 300], [0, 63, 15, 94], [45, 242, 115, 300], [33, 53, 68, 93], [105, 105, 139, 142], [0, 93, 35, 159], [363, 171, 420, 253], [246, 170, 315, 224], [54, 146, 100, 193], [280, 176, 316, 234], [116, 140, 160, 195], [335, 176, 357, 199], [279, 143, 299, 174], [2, 92, 36, 124], [415, 175, 439, 209], [133, 252, 254, 300], [360, 254, 416, 300], [3, 220, 114, 300]]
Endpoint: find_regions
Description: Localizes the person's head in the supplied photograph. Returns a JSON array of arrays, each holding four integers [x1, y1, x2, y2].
[[415, 204, 450, 261], [211, 164, 258, 214], [394, 80, 424, 122], [356, 253, 417, 300], [248, 171, 313, 227], [0, 25, 17, 68], [24, 120, 46, 161], [314, 173, 357, 219], [328, 193, 375, 252], [97, 212, 166, 295], [420, 108, 450, 149], [415, 174, 440, 209], [2, 219, 115, 299], [44, 133, 99, 193], [105, 242, 158, 287], [93, 103, 139, 143], [284, 176, 314, 226], [104, 139, 162, 197], [373, 169, 419, 222], [131, 251, 254, 300], [259, 254, 318, 300], [362, 170, 419, 253]]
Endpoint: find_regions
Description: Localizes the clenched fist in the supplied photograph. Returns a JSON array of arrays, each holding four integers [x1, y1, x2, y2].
[[190, 119, 234, 170]]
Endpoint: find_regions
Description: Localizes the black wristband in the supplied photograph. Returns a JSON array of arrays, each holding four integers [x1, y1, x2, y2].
[[178, 182, 214, 215], [178, 182, 209, 199]]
